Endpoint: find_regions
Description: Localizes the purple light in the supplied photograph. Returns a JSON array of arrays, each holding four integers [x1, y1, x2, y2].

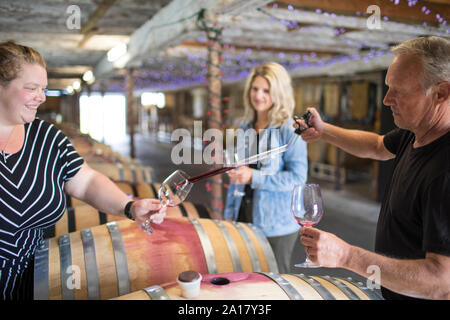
[[288, 5, 293, 11], [315, 9, 322, 14]]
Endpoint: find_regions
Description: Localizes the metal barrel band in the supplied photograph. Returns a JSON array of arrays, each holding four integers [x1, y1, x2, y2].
[[212, 219, 242, 272], [294, 273, 335, 300], [130, 165, 137, 182], [106, 221, 131, 296], [149, 183, 158, 198], [117, 163, 124, 180], [58, 234, 74, 300], [80, 228, 100, 300], [34, 239, 50, 300], [259, 272, 303, 300], [231, 221, 261, 272], [144, 285, 170, 300], [188, 218, 217, 274], [178, 203, 188, 217], [248, 224, 279, 273], [344, 277, 384, 300], [319, 275, 360, 300]]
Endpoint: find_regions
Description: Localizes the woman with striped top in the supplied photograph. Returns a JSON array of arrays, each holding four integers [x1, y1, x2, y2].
[[0, 41, 167, 300]]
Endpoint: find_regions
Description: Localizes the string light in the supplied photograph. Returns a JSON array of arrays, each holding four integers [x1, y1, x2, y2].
[[90, 2, 447, 93]]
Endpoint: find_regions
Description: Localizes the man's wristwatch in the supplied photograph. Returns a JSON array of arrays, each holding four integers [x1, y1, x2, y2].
[[124, 201, 135, 220]]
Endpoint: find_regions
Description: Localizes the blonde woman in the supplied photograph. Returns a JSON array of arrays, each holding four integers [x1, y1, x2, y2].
[[224, 62, 308, 273]]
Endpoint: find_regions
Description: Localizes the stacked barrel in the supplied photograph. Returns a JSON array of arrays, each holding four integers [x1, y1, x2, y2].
[[35, 126, 382, 300]]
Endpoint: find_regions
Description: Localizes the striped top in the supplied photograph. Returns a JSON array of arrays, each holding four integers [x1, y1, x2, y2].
[[0, 118, 83, 270]]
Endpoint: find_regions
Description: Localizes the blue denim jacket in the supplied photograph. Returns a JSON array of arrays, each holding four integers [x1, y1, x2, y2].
[[224, 120, 308, 237]]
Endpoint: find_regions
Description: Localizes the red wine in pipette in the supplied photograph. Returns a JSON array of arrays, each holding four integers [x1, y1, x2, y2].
[[187, 165, 239, 184]]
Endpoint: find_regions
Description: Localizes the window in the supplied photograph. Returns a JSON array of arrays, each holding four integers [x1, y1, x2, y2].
[[79, 93, 127, 144]]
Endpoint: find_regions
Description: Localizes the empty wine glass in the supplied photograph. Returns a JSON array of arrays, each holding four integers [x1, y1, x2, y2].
[[291, 184, 324, 268], [158, 169, 193, 208], [224, 149, 245, 197]]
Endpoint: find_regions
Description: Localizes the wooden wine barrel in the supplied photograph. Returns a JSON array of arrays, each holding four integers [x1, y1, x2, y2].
[[43, 201, 211, 239], [34, 217, 278, 300], [115, 272, 383, 300], [87, 162, 153, 183]]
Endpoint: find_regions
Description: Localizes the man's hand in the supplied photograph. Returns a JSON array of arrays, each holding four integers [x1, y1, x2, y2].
[[300, 227, 351, 268], [293, 107, 325, 142]]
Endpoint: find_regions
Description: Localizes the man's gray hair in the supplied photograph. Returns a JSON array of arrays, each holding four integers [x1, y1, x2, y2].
[[391, 36, 450, 93]]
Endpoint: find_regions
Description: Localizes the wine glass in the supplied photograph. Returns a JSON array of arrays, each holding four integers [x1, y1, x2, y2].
[[158, 170, 193, 208], [223, 148, 245, 197], [291, 184, 324, 268]]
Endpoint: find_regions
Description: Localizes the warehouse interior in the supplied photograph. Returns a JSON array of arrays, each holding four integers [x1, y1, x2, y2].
[[1, 0, 449, 302]]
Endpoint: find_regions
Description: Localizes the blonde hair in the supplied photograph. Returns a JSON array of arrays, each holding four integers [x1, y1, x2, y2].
[[391, 36, 450, 93], [243, 62, 295, 127], [0, 41, 46, 86]]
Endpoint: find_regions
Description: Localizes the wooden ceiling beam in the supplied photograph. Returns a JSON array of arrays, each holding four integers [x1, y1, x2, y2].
[[273, 0, 449, 26], [179, 41, 340, 57], [79, 0, 117, 47]]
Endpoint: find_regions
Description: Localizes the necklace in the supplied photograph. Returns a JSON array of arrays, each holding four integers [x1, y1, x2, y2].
[[1, 126, 16, 164]]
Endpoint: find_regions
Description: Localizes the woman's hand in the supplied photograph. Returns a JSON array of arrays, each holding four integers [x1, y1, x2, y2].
[[130, 199, 167, 234], [227, 166, 252, 185]]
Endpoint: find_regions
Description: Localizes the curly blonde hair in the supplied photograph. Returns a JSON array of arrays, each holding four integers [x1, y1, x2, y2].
[[243, 62, 295, 127]]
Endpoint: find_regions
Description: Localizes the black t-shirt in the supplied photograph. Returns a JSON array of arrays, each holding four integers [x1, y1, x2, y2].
[[376, 128, 450, 300]]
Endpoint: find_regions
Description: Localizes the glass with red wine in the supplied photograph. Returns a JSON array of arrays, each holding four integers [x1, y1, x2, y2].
[[291, 183, 324, 268]]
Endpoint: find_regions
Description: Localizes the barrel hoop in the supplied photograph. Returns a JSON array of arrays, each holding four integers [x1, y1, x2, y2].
[[342, 277, 383, 300], [143, 285, 170, 300], [117, 163, 124, 180], [149, 183, 158, 199], [106, 221, 131, 296], [130, 165, 137, 182], [80, 229, 100, 300], [231, 221, 261, 272], [130, 182, 139, 197], [33, 239, 49, 300], [98, 212, 107, 225], [179, 203, 188, 217], [212, 220, 242, 272], [67, 207, 76, 233], [187, 218, 218, 274], [193, 204, 210, 219], [318, 276, 360, 300], [58, 234, 74, 300], [66, 194, 72, 208], [293, 273, 335, 300], [247, 224, 279, 273], [141, 167, 149, 183], [259, 272, 303, 300]]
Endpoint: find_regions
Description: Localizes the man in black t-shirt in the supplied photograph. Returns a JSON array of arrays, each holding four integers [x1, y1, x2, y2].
[[293, 36, 450, 300]]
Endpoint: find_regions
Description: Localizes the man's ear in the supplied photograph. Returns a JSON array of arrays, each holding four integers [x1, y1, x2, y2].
[[436, 82, 450, 102]]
